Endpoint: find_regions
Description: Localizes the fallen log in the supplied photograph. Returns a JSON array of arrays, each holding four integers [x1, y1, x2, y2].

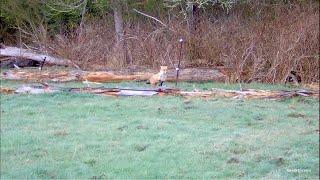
[[181, 88, 319, 99], [166, 68, 225, 82], [0, 46, 80, 69], [1, 69, 80, 82], [1, 83, 318, 99], [15, 85, 60, 94], [0, 69, 151, 82], [0, 87, 15, 94], [3, 84, 181, 97], [0, 68, 226, 83], [83, 71, 153, 82]]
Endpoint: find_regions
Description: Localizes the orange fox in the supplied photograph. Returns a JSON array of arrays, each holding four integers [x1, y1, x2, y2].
[[148, 66, 168, 86]]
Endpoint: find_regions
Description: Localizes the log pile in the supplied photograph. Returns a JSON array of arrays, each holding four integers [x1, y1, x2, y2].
[[1, 83, 318, 99]]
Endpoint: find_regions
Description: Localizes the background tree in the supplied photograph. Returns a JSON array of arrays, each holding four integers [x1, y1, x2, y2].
[[111, 0, 131, 65], [165, 0, 238, 59]]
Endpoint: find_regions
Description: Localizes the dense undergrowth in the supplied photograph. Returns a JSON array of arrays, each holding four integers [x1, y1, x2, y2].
[[1, 1, 319, 83]]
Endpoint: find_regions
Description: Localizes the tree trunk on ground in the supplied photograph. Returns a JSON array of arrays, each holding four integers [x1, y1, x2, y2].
[[0, 46, 79, 68], [0, 68, 226, 82]]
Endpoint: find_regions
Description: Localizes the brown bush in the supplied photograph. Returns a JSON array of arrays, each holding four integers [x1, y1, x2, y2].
[[49, 2, 319, 83]]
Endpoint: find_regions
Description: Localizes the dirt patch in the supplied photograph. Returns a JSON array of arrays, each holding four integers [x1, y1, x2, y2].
[[133, 144, 148, 152], [117, 125, 128, 131], [227, 157, 240, 163], [136, 125, 149, 130], [84, 159, 97, 167], [53, 130, 68, 137], [287, 113, 307, 118]]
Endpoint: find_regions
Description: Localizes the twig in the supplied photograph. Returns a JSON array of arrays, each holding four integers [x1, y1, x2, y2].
[[133, 8, 167, 27], [133, 8, 176, 33], [39, 57, 46, 71]]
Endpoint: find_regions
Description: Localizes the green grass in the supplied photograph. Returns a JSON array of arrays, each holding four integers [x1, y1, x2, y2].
[[0, 81, 319, 179]]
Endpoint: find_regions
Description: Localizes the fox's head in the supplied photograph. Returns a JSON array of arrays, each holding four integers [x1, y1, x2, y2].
[[160, 66, 168, 73]]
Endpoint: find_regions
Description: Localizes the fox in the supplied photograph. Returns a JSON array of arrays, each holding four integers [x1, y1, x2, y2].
[[148, 66, 168, 86]]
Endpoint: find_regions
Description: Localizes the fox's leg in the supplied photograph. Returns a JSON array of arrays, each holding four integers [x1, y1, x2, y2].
[[150, 82, 157, 87], [159, 81, 164, 86]]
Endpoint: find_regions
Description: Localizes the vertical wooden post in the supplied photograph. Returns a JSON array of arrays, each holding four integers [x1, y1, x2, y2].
[[176, 38, 184, 86]]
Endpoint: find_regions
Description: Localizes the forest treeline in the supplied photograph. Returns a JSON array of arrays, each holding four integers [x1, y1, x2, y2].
[[0, 0, 319, 83]]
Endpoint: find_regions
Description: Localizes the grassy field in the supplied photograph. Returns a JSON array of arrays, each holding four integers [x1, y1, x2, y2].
[[0, 80, 319, 179]]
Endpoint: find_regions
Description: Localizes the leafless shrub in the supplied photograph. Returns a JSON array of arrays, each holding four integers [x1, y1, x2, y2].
[[48, 2, 318, 83]]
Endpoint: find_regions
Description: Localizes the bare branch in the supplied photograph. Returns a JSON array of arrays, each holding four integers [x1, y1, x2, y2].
[[132, 8, 176, 33]]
